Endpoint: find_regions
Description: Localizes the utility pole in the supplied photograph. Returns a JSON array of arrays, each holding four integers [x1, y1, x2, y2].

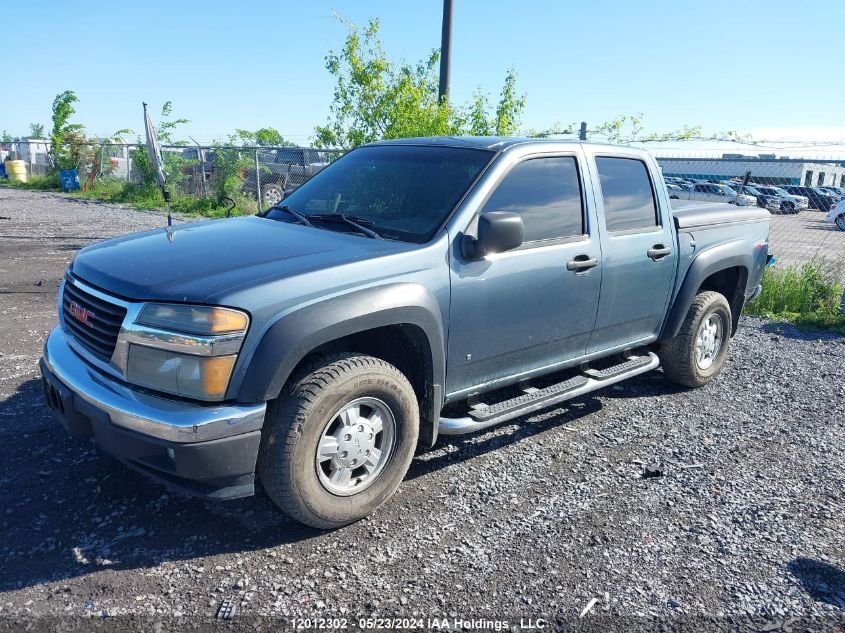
[[438, 0, 453, 102]]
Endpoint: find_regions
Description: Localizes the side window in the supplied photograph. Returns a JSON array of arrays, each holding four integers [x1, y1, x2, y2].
[[694, 184, 705, 192], [596, 157, 660, 232], [481, 156, 584, 242]]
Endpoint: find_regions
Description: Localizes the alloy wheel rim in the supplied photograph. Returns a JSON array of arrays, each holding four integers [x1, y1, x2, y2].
[[695, 313, 724, 370], [265, 188, 282, 206], [315, 397, 396, 496]]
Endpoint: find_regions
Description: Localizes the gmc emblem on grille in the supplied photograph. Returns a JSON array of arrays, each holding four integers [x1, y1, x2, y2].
[[68, 301, 95, 328]]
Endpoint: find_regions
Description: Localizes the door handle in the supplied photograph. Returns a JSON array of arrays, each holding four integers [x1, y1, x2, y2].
[[647, 244, 672, 260], [566, 255, 598, 272]]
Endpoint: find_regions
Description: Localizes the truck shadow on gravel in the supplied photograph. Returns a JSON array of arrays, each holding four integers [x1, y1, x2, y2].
[[1, 372, 656, 592], [788, 558, 845, 609]]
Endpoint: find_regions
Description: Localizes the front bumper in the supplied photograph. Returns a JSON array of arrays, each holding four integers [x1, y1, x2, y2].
[[40, 327, 266, 499]]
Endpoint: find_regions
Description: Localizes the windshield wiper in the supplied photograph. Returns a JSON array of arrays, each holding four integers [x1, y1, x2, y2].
[[310, 213, 383, 240], [270, 204, 314, 228]]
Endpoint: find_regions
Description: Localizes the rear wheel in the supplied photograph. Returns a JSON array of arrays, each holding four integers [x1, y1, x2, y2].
[[658, 291, 732, 388], [258, 354, 419, 529]]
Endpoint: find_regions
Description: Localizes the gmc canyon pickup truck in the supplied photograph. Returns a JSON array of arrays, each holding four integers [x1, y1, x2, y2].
[[40, 137, 770, 528]]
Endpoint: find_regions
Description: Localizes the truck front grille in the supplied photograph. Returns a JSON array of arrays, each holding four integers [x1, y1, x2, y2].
[[61, 281, 127, 361]]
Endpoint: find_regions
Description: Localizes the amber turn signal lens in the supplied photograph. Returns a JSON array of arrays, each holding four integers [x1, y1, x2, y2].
[[202, 355, 237, 399], [207, 308, 249, 334]]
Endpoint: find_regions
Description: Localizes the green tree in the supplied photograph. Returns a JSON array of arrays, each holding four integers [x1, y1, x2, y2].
[[0, 130, 12, 142], [234, 127, 294, 147], [28, 122, 45, 138], [50, 90, 85, 170], [314, 16, 525, 149], [154, 101, 189, 144]]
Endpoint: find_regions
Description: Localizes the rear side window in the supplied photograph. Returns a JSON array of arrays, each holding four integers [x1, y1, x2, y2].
[[596, 157, 659, 232], [481, 156, 584, 242]]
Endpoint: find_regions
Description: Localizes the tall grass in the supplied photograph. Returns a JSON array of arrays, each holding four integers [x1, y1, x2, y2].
[[744, 262, 845, 334], [0, 176, 254, 217]]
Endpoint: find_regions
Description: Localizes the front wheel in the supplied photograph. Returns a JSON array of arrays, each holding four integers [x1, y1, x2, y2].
[[658, 291, 732, 388], [261, 183, 285, 208], [258, 354, 419, 529], [836, 214, 845, 232]]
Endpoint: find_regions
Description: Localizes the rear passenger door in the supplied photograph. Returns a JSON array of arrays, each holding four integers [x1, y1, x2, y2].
[[586, 154, 677, 354]]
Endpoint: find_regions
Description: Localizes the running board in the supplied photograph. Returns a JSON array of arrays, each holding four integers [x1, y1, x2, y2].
[[438, 352, 659, 436]]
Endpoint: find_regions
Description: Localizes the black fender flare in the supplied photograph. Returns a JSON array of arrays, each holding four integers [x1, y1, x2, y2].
[[660, 240, 752, 340], [237, 283, 446, 408]]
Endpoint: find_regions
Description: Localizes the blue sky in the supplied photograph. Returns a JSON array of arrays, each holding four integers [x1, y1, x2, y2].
[[3, 0, 844, 145]]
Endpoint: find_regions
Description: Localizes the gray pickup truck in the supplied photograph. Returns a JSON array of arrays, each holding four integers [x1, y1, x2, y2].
[[243, 147, 329, 207], [40, 137, 770, 528]]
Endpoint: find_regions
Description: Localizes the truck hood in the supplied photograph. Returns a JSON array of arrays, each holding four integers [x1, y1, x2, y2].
[[70, 216, 415, 303]]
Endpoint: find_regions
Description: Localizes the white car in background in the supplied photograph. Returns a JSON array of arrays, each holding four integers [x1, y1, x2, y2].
[[671, 182, 758, 206], [826, 198, 845, 231]]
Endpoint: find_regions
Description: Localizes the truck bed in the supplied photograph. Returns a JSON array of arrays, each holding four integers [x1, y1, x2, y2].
[[671, 200, 771, 229]]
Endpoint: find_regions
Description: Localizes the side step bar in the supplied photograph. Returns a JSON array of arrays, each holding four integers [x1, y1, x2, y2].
[[438, 352, 659, 436]]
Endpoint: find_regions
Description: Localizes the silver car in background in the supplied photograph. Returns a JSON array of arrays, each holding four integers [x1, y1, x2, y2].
[[672, 182, 758, 206]]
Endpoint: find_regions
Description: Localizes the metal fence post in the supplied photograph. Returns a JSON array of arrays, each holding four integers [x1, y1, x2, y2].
[[579, 122, 588, 141], [254, 149, 262, 213]]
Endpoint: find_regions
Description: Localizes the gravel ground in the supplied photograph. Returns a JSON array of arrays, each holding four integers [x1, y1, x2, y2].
[[1, 188, 844, 631]]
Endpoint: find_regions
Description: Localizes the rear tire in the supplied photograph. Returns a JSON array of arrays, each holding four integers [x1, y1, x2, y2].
[[258, 354, 419, 529], [658, 291, 732, 388]]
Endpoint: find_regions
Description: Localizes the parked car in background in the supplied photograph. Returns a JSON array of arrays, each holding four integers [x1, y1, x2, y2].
[[779, 185, 838, 212], [817, 186, 845, 198], [731, 185, 782, 212], [750, 185, 808, 213], [827, 198, 845, 231], [242, 147, 330, 207], [666, 183, 684, 198], [671, 182, 758, 206]]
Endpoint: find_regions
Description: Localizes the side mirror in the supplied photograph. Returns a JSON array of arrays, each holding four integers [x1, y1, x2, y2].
[[462, 211, 524, 259]]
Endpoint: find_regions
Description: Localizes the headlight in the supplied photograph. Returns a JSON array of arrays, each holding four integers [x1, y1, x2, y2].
[[127, 345, 237, 401], [137, 304, 248, 335], [126, 303, 249, 401]]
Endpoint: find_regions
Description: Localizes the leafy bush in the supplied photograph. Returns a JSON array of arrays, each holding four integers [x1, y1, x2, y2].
[[744, 262, 845, 333]]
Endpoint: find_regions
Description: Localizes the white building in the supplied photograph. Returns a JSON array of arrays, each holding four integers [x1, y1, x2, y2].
[[657, 156, 845, 187]]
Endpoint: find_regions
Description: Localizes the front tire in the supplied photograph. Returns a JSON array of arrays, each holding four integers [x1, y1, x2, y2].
[[261, 183, 284, 208], [258, 354, 419, 529], [836, 214, 845, 232], [658, 291, 732, 388]]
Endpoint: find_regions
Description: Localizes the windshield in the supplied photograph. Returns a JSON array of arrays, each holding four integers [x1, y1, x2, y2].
[[722, 186, 737, 194], [267, 145, 494, 243]]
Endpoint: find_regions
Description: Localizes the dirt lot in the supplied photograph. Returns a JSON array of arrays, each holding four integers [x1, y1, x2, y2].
[[768, 209, 845, 273], [1, 188, 844, 630]]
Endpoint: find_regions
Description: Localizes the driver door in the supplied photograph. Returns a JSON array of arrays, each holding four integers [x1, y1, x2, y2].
[[446, 152, 601, 397]]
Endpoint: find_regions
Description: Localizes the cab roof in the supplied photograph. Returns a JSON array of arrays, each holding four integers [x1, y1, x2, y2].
[[367, 136, 633, 153]]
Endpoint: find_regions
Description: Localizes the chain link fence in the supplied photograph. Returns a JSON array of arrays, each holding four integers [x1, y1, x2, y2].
[[652, 151, 845, 271], [0, 139, 343, 213]]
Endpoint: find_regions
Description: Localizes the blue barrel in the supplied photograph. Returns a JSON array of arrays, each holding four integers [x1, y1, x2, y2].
[[59, 169, 80, 191]]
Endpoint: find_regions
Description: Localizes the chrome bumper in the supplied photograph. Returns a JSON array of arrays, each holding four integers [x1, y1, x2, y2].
[[42, 327, 266, 443]]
